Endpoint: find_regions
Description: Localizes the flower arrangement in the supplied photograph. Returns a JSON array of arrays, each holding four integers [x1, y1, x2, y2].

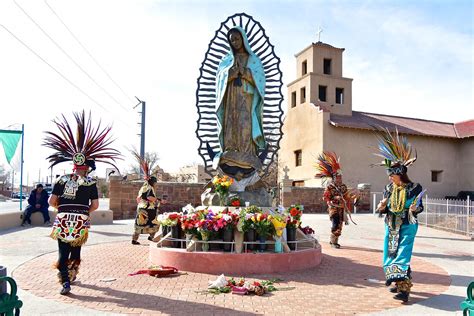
[[229, 196, 242, 207], [212, 175, 234, 205], [300, 225, 315, 235], [270, 213, 288, 237], [252, 213, 274, 238], [238, 206, 262, 232], [206, 275, 284, 295], [286, 205, 303, 228], [214, 209, 239, 231], [159, 212, 181, 227], [181, 213, 199, 235]]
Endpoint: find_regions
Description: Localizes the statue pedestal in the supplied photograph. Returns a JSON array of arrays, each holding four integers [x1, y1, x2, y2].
[[149, 243, 322, 275], [206, 188, 272, 207]]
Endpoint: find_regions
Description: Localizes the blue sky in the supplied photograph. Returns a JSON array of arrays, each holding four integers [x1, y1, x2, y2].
[[0, 0, 472, 185]]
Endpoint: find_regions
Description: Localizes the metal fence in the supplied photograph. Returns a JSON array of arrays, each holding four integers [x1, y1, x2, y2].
[[372, 192, 473, 237]]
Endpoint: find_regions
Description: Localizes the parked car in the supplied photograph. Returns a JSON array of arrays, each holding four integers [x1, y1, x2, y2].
[[444, 191, 474, 200], [11, 192, 26, 199]]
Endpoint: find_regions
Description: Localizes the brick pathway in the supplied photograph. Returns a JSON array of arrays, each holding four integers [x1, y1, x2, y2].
[[12, 241, 450, 315]]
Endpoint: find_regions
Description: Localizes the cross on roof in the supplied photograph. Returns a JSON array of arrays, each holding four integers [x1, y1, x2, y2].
[[316, 26, 323, 42]]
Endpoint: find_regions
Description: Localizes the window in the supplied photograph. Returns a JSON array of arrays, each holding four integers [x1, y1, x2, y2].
[[336, 88, 344, 104], [293, 181, 305, 187], [291, 91, 297, 107], [302, 60, 307, 75], [318, 85, 327, 102], [300, 87, 306, 103], [294, 150, 302, 167], [431, 170, 443, 182], [323, 58, 331, 75]]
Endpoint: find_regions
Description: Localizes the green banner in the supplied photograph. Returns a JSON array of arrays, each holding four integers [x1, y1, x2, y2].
[[0, 129, 22, 164]]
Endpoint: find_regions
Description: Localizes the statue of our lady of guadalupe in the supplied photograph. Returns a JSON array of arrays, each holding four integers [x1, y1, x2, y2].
[[214, 26, 266, 182]]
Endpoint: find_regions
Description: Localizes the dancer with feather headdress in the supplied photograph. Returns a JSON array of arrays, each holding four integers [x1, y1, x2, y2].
[[315, 152, 354, 249], [373, 127, 424, 303], [130, 150, 161, 245], [44, 111, 121, 295]]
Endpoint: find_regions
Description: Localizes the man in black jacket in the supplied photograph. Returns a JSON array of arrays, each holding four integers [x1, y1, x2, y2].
[[21, 184, 50, 226]]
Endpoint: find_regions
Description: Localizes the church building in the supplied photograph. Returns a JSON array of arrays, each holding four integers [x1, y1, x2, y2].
[[279, 41, 474, 198]]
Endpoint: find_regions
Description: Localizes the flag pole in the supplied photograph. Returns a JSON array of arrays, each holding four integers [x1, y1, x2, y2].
[[19, 124, 24, 210]]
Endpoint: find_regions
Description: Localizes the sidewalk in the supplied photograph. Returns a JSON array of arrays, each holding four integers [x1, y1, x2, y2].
[[0, 214, 472, 315]]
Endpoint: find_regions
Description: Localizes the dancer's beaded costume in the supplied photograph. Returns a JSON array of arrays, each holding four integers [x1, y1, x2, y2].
[[130, 150, 160, 242], [44, 111, 120, 290], [315, 152, 354, 248], [374, 127, 424, 302]]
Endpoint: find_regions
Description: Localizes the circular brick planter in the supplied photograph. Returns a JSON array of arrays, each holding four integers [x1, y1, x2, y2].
[[149, 243, 322, 275]]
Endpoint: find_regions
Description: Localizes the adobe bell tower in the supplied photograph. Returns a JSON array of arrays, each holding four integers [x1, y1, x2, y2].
[[287, 41, 353, 116]]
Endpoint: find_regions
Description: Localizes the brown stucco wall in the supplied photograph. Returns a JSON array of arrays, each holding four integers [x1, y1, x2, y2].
[[109, 176, 204, 219], [281, 185, 371, 213]]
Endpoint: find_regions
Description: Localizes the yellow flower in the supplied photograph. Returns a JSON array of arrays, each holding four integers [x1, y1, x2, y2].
[[257, 213, 262, 221], [251, 216, 256, 222]]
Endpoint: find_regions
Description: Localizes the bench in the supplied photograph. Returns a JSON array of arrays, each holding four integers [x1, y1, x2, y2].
[[0, 276, 23, 316], [0, 209, 113, 230], [460, 281, 474, 316]]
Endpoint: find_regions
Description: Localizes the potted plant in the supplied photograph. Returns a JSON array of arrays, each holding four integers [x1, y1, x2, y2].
[[286, 205, 303, 250]]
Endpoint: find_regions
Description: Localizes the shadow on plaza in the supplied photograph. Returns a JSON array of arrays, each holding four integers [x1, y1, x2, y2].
[[250, 245, 451, 299], [412, 251, 473, 262], [416, 234, 472, 242], [415, 292, 466, 312], [70, 282, 255, 315], [90, 230, 132, 238]]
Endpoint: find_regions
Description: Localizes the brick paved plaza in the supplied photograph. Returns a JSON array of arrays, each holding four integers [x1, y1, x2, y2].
[[13, 241, 450, 315], [1, 214, 472, 315]]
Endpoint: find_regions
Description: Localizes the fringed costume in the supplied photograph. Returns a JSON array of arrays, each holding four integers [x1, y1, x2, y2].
[[316, 152, 354, 249], [373, 127, 424, 303], [44, 111, 120, 295], [130, 150, 160, 245]]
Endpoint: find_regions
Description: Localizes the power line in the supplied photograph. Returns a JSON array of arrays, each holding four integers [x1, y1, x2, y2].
[[13, 0, 132, 113], [44, 0, 135, 105], [0, 24, 135, 130]]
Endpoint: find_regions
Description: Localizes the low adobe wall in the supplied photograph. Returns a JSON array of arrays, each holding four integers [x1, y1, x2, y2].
[[280, 184, 371, 213], [108, 176, 371, 219], [109, 176, 203, 220]]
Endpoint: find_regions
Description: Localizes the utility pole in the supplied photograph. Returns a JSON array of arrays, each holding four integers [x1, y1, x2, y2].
[[134, 97, 146, 176]]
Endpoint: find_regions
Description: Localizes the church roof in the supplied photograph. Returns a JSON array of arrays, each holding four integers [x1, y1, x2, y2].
[[329, 111, 473, 139], [454, 119, 474, 138]]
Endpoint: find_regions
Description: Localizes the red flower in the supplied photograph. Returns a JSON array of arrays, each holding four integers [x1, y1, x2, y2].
[[168, 213, 179, 220], [231, 200, 241, 206], [290, 208, 299, 217]]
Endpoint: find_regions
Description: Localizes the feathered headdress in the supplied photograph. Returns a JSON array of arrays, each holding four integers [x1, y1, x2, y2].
[[315, 152, 342, 179], [43, 111, 121, 171], [372, 126, 417, 175], [130, 149, 157, 181]]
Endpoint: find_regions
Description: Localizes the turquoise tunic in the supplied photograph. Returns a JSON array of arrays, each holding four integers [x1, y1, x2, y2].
[[382, 182, 423, 284]]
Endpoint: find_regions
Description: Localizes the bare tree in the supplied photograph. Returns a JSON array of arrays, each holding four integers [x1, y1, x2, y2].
[[0, 165, 11, 190], [128, 151, 160, 176]]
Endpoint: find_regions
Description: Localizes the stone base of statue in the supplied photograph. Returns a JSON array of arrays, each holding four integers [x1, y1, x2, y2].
[[201, 187, 272, 207], [229, 189, 272, 207]]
